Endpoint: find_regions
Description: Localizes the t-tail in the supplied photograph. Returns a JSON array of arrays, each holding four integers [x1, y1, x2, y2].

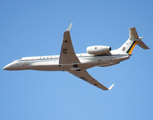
[[118, 27, 149, 54]]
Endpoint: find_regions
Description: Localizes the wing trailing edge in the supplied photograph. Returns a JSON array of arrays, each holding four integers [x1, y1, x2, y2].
[[68, 69, 114, 91]]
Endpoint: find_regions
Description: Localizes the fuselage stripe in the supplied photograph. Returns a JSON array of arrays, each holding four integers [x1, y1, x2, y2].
[[126, 41, 137, 54]]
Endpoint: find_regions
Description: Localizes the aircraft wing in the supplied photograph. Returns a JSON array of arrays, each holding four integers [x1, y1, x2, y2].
[[59, 23, 80, 64], [68, 69, 114, 90]]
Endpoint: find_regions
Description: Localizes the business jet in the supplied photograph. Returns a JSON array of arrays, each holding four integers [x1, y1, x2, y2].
[[3, 23, 149, 90]]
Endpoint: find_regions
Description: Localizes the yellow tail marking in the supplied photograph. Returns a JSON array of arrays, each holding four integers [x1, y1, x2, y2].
[[129, 41, 138, 54]]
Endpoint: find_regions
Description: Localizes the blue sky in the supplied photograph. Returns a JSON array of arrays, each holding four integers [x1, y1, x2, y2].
[[1, 0, 153, 120]]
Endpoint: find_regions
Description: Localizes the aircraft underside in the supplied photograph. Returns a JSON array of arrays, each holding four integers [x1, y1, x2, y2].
[[27, 54, 130, 71], [3, 23, 149, 90]]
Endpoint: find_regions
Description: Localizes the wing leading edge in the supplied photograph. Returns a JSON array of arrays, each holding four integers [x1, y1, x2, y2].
[[68, 69, 114, 90]]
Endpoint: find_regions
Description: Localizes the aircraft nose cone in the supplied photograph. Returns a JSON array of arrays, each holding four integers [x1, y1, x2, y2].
[[3, 61, 18, 70], [3, 64, 11, 70]]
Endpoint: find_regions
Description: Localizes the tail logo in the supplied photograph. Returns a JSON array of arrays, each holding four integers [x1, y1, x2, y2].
[[122, 47, 125, 51]]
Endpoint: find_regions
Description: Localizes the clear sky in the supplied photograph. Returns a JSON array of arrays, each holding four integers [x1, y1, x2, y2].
[[1, 0, 153, 120]]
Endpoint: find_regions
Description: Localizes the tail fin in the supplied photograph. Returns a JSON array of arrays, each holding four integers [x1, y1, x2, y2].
[[118, 27, 149, 54]]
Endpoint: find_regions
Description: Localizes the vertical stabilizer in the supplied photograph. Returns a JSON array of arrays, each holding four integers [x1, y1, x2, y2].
[[129, 27, 139, 39], [118, 27, 149, 54]]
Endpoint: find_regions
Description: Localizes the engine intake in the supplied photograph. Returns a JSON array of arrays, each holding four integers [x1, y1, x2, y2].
[[87, 46, 111, 55]]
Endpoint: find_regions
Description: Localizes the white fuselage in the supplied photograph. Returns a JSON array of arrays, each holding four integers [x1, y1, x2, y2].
[[3, 52, 130, 71], [3, 24, 149, 90]]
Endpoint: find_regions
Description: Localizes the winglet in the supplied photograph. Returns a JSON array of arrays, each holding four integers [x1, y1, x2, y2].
[[66, 23, 73, 31], [108, 84, 115, 90]]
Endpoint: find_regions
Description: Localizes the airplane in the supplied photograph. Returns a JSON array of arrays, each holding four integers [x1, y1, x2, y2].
[[3, 23, 149, 90]]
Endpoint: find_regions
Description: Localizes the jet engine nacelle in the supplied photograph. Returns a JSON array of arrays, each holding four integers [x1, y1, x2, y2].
[[86, 46, 111, 55]]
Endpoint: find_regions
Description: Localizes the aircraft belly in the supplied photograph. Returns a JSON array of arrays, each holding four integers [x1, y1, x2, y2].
[[29, 60, 97, 71], [31, 64, 61, 71], [98, 55, 130, 67], [29, 61, 61, 71], [79, 56, 111, 64]]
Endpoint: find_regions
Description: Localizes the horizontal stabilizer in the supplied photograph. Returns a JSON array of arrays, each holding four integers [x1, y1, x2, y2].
[[137, 39, 149, 49], [129, 27, 149, 50]]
